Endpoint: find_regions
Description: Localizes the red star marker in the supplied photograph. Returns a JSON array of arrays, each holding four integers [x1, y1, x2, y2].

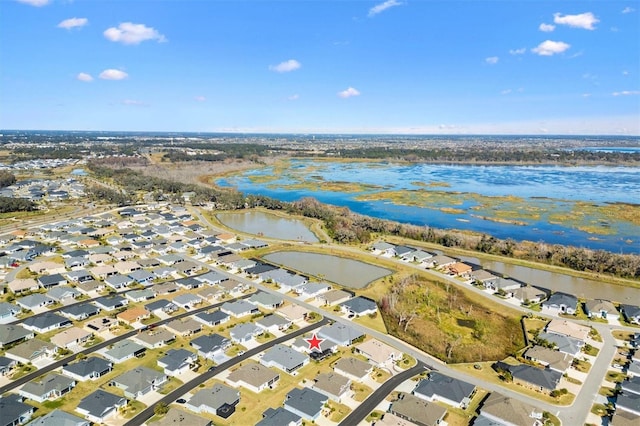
[[306, 333, 324, 351]]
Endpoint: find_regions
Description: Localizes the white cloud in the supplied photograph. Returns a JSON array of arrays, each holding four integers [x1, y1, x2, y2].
[[531, 40, 570, 56], [76, 72, 93, 82], [368, 0, 403, 17], [501, 89, 512, 95], [194, 96, 206, 102], [122, 99, 146, 106], [99, 69, 129, 80], [338, 87, 361, 98], [269, 59, 301, 73], [17, 0, 51, 6], [539, 23, 555, 32], [104, 22, 166, 45], [58, 17, 88, 30], [509, 48, 526, 55], [287, 94, 300, 101], [622, 70, 629, 76], [612, 90, 640, 96], [553, 12, 599, 30], [485, 56, 499, 64], [622, 7, 635, 14]]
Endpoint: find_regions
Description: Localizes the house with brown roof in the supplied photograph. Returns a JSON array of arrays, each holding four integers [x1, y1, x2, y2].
[[333, 357, 373, 382], [312, 372, 351, 402], [389, 393, 448, 426], [584, 299, 619, 323], [164, 318, 202, 337], [545, 319, 590, 341], [476, 392, 543, 426], [116, 307, 151, 325], [356, 339, 403, 368], [523, 345, 573, 373], [50, 327, 93, 349], [447, 262, 473, 278], [226, 362, 280, 393]]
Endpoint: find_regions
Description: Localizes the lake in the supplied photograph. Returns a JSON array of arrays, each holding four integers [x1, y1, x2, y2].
[[217, 160, 640, 254], [216, 211, 319, 242], [263, 251, 393, 289]]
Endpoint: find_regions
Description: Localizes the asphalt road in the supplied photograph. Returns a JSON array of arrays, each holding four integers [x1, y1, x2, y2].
[[0, 292, 253, 395], [123, 317, 330, 426], [337, 361, 427, 426]]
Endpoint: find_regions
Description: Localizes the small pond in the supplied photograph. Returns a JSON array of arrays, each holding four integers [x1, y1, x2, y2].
[[263, 251, 393, 289], [216, 211, 319, 242]]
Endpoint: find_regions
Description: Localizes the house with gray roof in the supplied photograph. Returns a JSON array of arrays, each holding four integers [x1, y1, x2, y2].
[[111, 367, 167, 398], [622, 304, 640, 325], [476, 392, 543, 426], [389, 392, 448, 426], [172, 293, 203, 310], [413, 372, 476, 408], [226, 362, 280, 393], [38, 274, 67, 289], [541, 292, 578, 316], [248, 291, 283, 309], [46, 286, 81, 303], [186, 383, 240, 418], [128, 269, 156, 285], [157, 348, 197, 376], [370, 241, 396, 256], [339, 296, 377, 317], [0, 394, 35, 426], [0, 356, 18, 376], [318, 322, 365, 347], [284, 387, 328, 421], [621, 376, 640, 397], [175, 276, 202, 290], [0, 324, 35, 348], [26, 409, 89, 426], [295, 282, 331, 299], [62, 356, 112, 381], [59, 303, 100, 321], [509, 364, 562, 393], [65, 270, 94, 283], [312, 372, 351, 402], [22, 312, 71, 333], [259, 269, 307, 292], [230, 322, 262, 344], [256, 407, 302, 426], [16, 294, 55, 311], [537, 332, 584, 358], [126, 288, 157, 303], [261, 344, 309, 374], [256, 314, 291, 333], [292, 334, 337, 354], [0, 302, 21, 324], [104, 274, 133, 290], [93, 295, 128, 311], [5, 338, 58, 364], [190, 333, 230, 359], [615, 392, 640, 416], [221, 300, 259, 318], [103, 339, 146, 363], [194, 310, 229, 327], [145, 299, 178, 315], [333, 357, 373, 382], [195, 270, 228, 285], [19, 373, 76, 403], [76, 389, 127, 424]]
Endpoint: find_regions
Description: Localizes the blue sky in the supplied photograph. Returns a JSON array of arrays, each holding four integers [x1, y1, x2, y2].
[[1, 0, 639, 135]]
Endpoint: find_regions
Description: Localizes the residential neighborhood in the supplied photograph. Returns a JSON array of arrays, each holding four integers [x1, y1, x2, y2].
[[0, 204, 637, 426]]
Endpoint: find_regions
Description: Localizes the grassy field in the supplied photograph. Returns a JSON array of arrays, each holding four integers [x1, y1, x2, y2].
[[378, 274, 525, 363]]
